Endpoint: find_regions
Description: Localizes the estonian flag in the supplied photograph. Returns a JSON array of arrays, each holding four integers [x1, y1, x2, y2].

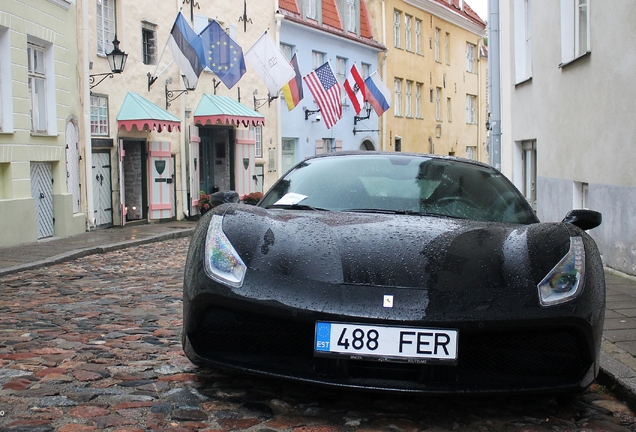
[[281, 53, 303, 111], [167, 12, 205, 88]]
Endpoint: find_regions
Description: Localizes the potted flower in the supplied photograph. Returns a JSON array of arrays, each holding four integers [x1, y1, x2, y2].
[[243, 191, 263, 205], [197, 191, 212, 215]]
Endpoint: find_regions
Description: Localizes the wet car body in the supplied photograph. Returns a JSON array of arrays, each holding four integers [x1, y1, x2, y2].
[[182, 152, 605, 394]]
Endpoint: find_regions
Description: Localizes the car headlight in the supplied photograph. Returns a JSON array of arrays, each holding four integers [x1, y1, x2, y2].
[[538, 237, 585, 306], [204, 215, 246, 287]]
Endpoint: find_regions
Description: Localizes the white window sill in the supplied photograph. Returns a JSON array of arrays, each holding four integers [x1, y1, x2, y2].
[[559, 51, 591, 68], [515, 76, 532, 86]]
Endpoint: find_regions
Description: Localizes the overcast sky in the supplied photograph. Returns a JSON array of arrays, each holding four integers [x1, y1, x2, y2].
[[466, 0, 488, 22]]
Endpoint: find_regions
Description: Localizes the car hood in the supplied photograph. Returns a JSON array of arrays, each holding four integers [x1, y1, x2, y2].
[[221, 205, 572, 292]]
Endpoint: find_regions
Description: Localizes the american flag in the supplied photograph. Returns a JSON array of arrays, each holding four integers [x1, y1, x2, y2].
[[303, 62, 342, 129]]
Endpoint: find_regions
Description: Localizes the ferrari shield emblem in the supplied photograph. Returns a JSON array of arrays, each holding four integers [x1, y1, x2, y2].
[[383, 295, 393, 308]]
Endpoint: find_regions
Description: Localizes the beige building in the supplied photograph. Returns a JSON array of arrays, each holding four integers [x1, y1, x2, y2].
[[77, 0, 280, 228], [0, 0, 85, 247], [366, 0, 488, 160]]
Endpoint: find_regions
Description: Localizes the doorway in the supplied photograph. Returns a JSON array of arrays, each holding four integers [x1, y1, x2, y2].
[[31, 162, 54, 238], [92, 152, 113, 227], [199, 127, 232, 194], [122, 140, 147, 221]]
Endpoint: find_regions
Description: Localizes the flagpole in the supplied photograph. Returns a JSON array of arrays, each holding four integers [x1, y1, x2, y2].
[[148, 12, 181, 91]]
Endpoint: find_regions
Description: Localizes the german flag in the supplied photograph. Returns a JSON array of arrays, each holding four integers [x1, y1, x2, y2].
[[281, 53, 303, 111]]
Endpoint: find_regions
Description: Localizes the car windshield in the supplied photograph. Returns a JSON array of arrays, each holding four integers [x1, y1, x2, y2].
[[259, 154, 538, 224]]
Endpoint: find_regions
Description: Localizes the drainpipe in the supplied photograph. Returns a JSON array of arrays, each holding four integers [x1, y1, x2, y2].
[[488, 0, 501, 170], [381, 0, 387, 151], [82, 0, 95, 229], [275, 5, 284, 179]]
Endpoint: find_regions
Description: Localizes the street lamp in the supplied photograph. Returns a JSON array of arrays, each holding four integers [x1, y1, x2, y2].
[[89, 35, 128, 90], [166, 75, 196, 109]]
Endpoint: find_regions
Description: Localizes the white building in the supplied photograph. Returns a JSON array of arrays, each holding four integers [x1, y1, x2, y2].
[[498, 0, 636, 275]]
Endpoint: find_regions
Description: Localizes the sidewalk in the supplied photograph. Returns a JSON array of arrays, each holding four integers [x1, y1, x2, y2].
[[0, 221, 636, 407]]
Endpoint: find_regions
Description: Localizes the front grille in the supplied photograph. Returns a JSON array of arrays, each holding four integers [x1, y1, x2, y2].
[[188, 307, 592, 392]]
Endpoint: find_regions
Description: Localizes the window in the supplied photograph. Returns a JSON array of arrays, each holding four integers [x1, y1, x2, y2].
[[336, 57, 347, 93], [306, 0, 317, 19], [90, 95, 109, 136], [0, 26, 10, 132], [434, 28, 441, 62], [445, 32, 451, 65], [466, 146, 477, 160], [514, 0, 532, 83], [435, 87, 441, 121], [346, 0, 356, 32], [323, 138, 336, 153], [97, 0, 116, 55], [255, 126, 262, 158], [28, 43, 47, 133], [312, 51, 324, 69], [394, 78, 402, 116], [405, 81, 412, 117], [415, 19, 422, 54], [281, 43, 293, 61], [405, 15, 412, 51], [466, 94, 476, 124], [466, 42, 476, 73], [393, 10, 401, 47], [142, 22, 156, 65], [361, 63, 370, 79], [415, 83, 422, 118], [521, 140, 537, 210], [447, 97, 452, 122], [268, 148, 276, 172], [560, 0, 590, 65]]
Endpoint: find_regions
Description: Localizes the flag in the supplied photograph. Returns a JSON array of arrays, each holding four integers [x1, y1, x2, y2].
[[199, 20, 246, 89], [343, 64, 366, 114], [245, 32, 296, 95], [167, 12, 205, 88], [303, 62, 342, 129], [364, 71, 392, 117], [281, 53, 303, 111]]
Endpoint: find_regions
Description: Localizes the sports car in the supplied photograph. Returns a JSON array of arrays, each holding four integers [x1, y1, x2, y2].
[[182, 151, 605, 394]]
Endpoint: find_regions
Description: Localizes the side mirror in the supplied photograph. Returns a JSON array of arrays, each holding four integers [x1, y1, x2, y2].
[[562, 209, 602, 231], [209, 191, 239, 207]]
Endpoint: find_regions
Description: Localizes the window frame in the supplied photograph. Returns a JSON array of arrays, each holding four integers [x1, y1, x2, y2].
[[312, 51, 325, 69], [434, 28, 441, 62], [405, 80, 413, 118], [514, 0, 532, 83], [447, 97, 452, 122], [142, 22, 157, 66], [90, 94, 109, 136], [445, 32, 451, 65], [346, 0, 357, 33], [254, 125, 263, 158], [415, 19, 422, 54], [415, 83, 422, 119], [394, 78, 402, 117], [393, 10, 401, 48], [560, 0, 590, 66], [306, 0, 317, 19], [466, 42, 476, 73], [97, 0, 116, 56], [405, 14, 412, 51], [28, 42, 47, 133], [435, 87, 442, 121], [466, 94, 477, 124]]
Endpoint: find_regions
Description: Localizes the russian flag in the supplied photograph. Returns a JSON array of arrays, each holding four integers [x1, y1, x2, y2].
[[364, 71, 391, 117]]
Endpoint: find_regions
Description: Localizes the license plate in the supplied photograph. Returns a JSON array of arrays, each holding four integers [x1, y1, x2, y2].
[[314, 322, 458, 363]]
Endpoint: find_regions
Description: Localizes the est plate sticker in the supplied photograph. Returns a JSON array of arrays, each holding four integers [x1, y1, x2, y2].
[[315, 321, 457, 362]]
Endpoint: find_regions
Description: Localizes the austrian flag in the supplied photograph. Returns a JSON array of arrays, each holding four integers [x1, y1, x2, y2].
[[343, 64, 366, 114]]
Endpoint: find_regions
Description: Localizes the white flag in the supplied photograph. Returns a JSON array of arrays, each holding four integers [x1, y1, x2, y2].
[[245, 32, 296, 95]]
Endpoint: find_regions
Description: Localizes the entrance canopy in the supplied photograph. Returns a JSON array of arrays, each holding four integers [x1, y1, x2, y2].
[[194, 94, 265, 128], [117, 92, 181, 133]]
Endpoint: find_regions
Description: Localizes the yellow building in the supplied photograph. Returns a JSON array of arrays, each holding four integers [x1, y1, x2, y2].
[[366, 0, 488, 161]]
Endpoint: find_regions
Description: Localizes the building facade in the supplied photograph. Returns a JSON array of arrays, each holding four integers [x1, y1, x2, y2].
[[278, 0, 384, 172], [499, 0, 636, 275], [366, 0, 488, 160], [0, 0, 85, 247]]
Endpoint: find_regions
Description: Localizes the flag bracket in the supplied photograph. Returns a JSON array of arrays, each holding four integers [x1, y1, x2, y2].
[[165, 84, 192, 109], [353, 127, 379, 136], [304, 108, 321, 120], [238, 0, 253, 32], [148, 73, 158, 91], [254, 93, 278, 111], [212, 78, 221, 94], [354, 107, 372, 125]]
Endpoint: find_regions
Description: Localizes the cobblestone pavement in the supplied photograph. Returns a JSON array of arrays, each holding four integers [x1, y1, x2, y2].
[[1, 238, 636, 431]]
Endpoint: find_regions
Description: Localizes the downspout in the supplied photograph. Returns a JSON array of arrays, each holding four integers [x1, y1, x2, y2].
[[275, 4, 284, 179], [381, 0, 387, 151], [82, 0, 95, 229], [488, 0, 501, 170], [179, 0, 189, 218], [477, 40, 481, 161]]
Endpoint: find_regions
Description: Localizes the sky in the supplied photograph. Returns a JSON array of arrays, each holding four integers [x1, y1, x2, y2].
[[466, 0, 488, 22]]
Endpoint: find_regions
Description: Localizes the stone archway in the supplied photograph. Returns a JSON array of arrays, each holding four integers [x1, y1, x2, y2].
[[359, 139, 376, 151]]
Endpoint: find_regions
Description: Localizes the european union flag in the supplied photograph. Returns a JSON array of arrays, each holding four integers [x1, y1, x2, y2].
[[199, 20, 246, 89]]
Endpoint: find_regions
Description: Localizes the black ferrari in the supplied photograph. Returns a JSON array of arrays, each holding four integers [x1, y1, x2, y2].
[[182, 151, 605, 394]]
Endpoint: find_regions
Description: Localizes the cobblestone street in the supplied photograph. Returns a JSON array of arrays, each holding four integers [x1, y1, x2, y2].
[[1, 237, 636, 431]]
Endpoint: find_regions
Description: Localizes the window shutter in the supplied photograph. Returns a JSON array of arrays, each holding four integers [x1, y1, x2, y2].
[[315, 139, 324, 154], [335, 140, 343, 152], [560, 0, 575, 64]]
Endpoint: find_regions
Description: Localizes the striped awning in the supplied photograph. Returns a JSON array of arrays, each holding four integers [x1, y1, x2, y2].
[[117, 92, 181, 133], [194, 94, 265, 127]]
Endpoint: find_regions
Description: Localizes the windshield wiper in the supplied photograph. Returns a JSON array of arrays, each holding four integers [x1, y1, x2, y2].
[[266, 204, 328, 211], [342, 208, 463, 218]]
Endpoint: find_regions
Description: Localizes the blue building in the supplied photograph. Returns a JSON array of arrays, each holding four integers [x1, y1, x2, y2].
[[278, 0, 386, 174]]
